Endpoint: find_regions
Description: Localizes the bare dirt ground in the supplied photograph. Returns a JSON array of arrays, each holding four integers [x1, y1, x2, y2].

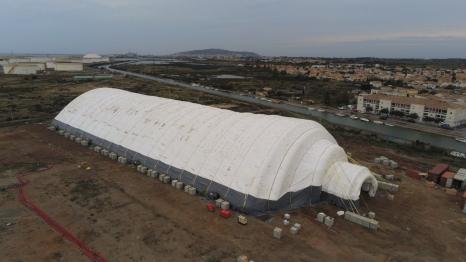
[[1, 123, 465, 262]]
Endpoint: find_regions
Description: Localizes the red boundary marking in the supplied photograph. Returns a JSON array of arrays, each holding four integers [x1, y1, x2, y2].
[[16, 166, 109, 262]]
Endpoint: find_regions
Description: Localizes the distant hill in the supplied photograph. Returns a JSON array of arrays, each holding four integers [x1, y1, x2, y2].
[[171, 48, 260, 58]]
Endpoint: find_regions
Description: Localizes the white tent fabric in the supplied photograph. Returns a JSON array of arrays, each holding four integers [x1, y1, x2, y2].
[[322, 162, 378, 200], [55, 88, 377, 201]]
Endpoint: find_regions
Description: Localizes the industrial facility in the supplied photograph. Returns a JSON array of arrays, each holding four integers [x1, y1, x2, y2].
[[52, 88, 378, 214], [0, 53, 109, 75]]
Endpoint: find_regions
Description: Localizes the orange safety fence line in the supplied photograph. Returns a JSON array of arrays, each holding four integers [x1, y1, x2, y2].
[[15, 166, 109, 262]]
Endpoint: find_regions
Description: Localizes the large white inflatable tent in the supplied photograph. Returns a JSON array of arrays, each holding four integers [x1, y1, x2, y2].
[[52, 88, 377, 214]]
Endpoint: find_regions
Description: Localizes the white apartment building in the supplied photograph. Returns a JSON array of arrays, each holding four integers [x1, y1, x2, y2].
[[357, 94, 466, 127]]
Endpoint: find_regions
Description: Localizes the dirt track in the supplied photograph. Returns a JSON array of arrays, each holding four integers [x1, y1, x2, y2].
[[0, 123, 465, 262]]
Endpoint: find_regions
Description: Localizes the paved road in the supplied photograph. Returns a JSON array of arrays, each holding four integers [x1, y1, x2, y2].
[[104, 64, 466, 154]]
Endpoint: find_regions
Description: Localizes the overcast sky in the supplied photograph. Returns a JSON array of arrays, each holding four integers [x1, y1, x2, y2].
[[2, 0, 466, 58]]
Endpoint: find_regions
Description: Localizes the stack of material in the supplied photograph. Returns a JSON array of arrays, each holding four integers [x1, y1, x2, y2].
[[80, 140, 89, 146], [237, 215, 248, 225], [427, 164, 449, 183], [374, 156, 399, 169], [344, 211, 379, 230], [75, 137, 82, 144], [101, 149, 109, 157], [453, 169, 466, 191], [440, 171, 456, 188]]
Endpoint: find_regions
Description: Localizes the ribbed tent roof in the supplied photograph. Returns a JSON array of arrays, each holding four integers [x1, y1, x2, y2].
[[55, 88, 377, 201]]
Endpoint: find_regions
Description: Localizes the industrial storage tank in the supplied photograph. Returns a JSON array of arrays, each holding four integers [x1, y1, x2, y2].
[[53, 88, 377, 214]]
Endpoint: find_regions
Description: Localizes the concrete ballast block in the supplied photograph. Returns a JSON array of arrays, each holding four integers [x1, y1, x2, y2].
[[109, 152, 117, 160], [221, 201, 230, 210], [324, 216, 334, 227], [273, 227, 282, 239], [378, 181, 399, 192], [344, 211, 379, 230], [159, 174, 166, 182], [140, 166, 148, 174], [316, 212, 326, 223], [215, 198, 224, 208], [176, 181, 184, 190], [163, 175, 171, 184], [188, 187, 196, 195]]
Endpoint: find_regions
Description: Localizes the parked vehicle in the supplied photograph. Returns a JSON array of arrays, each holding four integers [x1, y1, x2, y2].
[[360, 118, 369, 122], [440, 123, 452, 129], [373, 120, 383, 125], [350, 115, 359, 120], [455, 137, 466, 143]]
